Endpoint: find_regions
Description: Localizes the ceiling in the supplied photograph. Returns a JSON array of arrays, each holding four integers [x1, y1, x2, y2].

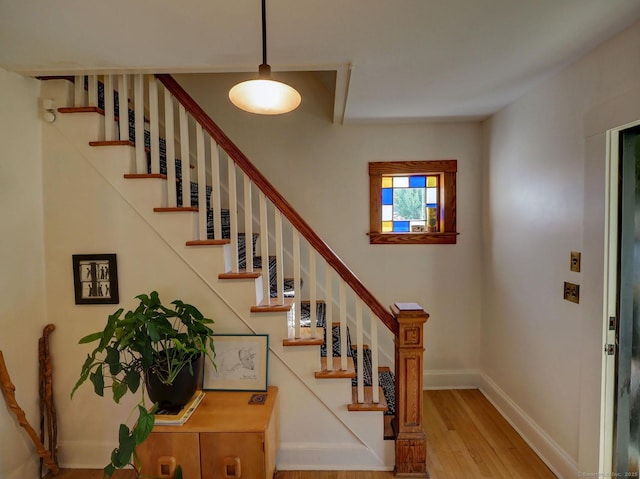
[[2, 0, 640, 123]]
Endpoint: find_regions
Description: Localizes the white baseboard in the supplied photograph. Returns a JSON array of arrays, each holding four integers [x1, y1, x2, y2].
[[423, 369, 482, 389], [478, 373, 578, 479], [59, 439, 395, 472], [277, 441, 394, 471]]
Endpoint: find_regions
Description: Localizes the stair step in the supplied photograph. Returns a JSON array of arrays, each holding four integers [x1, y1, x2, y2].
[[58, 106, 103, 114], [154, 206, 198, 212], [315, 356, 355, 379], [283, 327, 324, 346], [347, 386, 388, 412], [219, 270, 263, 280], [89, 140, 134, 147], [250, 298, 294, 313], [125, 174, 167, 180], [185, 239, 230, 246]]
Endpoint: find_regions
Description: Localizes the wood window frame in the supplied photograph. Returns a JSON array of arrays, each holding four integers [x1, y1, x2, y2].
[[368, 160, 458, 245]]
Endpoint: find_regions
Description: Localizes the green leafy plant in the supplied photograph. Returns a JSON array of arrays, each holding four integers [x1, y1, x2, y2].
[[71, 291, 216, 478]]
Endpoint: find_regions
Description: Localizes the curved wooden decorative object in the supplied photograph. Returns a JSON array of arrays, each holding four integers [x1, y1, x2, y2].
[[156, 74, 398, 337], [39, 324, 58, 467], [0, 350, 59, 475]]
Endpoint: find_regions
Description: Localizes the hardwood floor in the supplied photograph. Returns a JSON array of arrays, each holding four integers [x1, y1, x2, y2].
[[423, 389, 556, 479], [46, 389, 557, 479]]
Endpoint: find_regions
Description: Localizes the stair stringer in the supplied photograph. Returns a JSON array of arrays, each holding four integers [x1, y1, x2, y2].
[[45, 83, 394, 470]]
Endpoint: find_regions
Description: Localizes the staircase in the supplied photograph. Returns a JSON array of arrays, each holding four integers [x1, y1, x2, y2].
[[40, 74, 428, 476]]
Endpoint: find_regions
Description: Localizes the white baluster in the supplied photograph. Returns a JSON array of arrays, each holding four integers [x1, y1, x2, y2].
[[356, 300, 364, 403], [210, 139, 222, 239], [88, 75, 98, 108], [274, 211, 284, 304], [117, 75, 128, 142], [340, 280, 348, 371], [309, 249, 317, 338], [259, 192, 270, 303], [179, 104, 190, 206], [148, 76, 160, 175], [325, 267, 333, 371], [244, 176, 253, 272], [228, 157, 239, 272], [293, 230, 301, 338], [104, 74, 115, 141], [164, 88, 177, 207], [74, 75, 83, 107], [134, 74, 145, 174], [371, 311, 379, 403], [196, 124, 207, 240]]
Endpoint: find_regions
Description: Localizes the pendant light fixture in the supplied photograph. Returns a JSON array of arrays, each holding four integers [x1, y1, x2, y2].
[[229, 0, 301, 115]]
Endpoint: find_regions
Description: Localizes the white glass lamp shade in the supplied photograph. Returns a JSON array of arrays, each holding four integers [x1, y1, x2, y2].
[[229, 65, 301, 115]]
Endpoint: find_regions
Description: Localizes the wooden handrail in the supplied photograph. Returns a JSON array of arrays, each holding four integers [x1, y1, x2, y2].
[[156, 74, 398, 337]]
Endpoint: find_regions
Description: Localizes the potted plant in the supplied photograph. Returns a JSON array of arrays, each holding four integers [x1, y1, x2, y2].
[[71, 291, 216, 478]]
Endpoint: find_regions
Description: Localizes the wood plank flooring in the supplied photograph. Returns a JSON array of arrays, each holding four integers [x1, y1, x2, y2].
[[46, 389, 557, 479]]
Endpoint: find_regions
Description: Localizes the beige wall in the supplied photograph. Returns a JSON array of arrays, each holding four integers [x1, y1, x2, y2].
[[0, 69, 47, 479], [482, 19, 640, 477]]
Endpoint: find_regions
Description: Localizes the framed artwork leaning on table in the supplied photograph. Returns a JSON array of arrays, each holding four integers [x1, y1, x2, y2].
[[203, 334, 269, 392]]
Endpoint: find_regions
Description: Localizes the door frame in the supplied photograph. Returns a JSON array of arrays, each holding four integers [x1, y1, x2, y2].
[[601, 119, 640, 473]]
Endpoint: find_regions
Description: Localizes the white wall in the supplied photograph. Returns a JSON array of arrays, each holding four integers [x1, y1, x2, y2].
[[482, 19, 640, 478], [0, 69, 47, 479], [174, 72, 485, 384]]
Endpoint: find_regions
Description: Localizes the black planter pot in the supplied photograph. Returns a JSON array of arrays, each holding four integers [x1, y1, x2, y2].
[[145, 353, 203, 411]]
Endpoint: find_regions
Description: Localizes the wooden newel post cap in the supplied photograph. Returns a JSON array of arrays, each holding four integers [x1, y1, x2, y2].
[[391, 303, 430, 322]]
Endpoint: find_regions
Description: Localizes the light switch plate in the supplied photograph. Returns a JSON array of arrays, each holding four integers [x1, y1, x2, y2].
[[570, 251, 581, 272], [564, 282, 580, 304]]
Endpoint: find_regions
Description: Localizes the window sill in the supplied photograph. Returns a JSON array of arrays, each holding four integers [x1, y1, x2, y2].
[[368, 232, 458, 245]]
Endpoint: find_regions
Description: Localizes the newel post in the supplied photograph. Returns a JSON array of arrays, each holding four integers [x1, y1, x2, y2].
[[392, 302, 429, 478]]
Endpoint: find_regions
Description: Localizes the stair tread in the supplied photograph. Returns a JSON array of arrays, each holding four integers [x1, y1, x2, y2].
[[125, 174, 167, 180], [186, 239, 230, 246], [251, 298, 294, 313], [348, 386, 388, 412], [315, 356, 355, 379], [283, 327, 325, 346], [219, 270, 263, 280], [89, 140, 134, 147], [58, 106, 104, 114], [153, 206, 198, 212]]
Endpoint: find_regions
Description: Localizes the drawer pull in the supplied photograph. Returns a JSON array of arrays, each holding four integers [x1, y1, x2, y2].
[[224, 456, 242, 477], [157, 456, 176, 478]]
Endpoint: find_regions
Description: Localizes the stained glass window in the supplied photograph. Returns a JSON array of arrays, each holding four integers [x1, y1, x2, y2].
[[368, 160, 457, 245], [380, 175, 439, 233]]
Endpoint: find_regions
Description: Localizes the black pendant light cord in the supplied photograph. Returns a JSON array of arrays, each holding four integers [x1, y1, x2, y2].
[[261, 0, 267, 66]]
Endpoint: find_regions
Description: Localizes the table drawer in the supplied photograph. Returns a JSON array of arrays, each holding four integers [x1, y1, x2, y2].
[[200, 432, 265, 479], [137, 432, 201, 478]]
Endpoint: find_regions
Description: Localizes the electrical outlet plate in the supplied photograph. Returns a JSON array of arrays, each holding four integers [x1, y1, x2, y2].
[[570, 251, 581, 272], [564, 281, 580, 303]]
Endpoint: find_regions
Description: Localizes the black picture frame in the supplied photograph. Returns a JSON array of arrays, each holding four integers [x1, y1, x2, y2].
[[72, 254, 119, 304]]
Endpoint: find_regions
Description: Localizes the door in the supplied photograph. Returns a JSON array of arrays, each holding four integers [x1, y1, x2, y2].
[[613, 126, 640, 474]]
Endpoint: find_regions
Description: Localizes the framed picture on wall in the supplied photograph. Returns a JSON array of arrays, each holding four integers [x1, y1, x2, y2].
[[203, 334, 269, 391], [72, 254, 119, 304]]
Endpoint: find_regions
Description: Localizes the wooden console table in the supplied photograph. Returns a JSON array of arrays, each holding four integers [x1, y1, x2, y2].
[[136, 386, 279, 478]]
